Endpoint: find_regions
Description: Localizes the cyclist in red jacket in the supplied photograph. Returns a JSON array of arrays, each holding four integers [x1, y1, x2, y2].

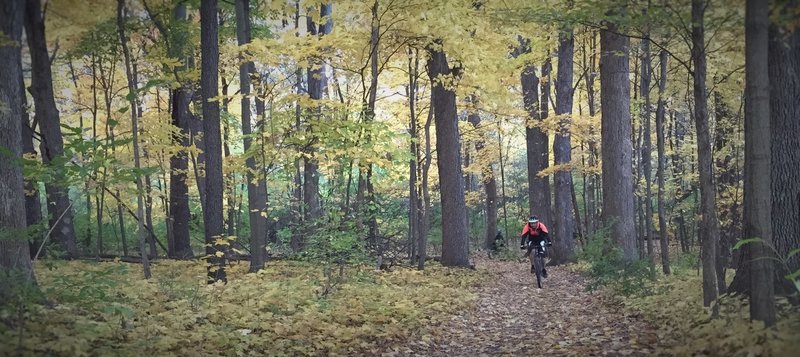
[[519, 215, 551, 277]]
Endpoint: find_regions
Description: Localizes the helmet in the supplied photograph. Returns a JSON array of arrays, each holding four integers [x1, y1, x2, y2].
[[528, 215, 539, 224]]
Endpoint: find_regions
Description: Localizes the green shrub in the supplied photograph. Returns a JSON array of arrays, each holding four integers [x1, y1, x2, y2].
[[578, 228, 653, 297]]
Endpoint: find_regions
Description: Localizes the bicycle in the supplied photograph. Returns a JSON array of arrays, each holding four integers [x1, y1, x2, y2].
[[524, 240, 551, 289]]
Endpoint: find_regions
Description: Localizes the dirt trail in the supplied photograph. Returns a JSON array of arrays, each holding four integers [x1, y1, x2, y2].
[[397, 258, 662, 356]]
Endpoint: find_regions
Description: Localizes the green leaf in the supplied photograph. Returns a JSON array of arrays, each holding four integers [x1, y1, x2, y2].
[[732, 238, 762, 250], [786, 248, 800, 260]]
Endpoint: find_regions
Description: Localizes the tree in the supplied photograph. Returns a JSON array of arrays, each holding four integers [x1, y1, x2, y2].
[[600, 20, 637, 262], [655, 50, 671, 275], [691, 0, 720, 306], [237, 0, 268, 272], [427, 43, 470, 267], [640, 34, 655, 279], [552, 27, 576, 264], [117, 0, 151, 279], [518, 39, 552, 234], [201, 0, 226, 283], [743, 0, 775, 326], [466, 113, 498, 251], [24, 0, 78, 258], [768, 0, 800, 296], [1, 0, 37, 295]]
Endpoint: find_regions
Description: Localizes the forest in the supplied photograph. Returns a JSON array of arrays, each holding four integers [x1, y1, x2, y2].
[[1, 0, 799, 355]]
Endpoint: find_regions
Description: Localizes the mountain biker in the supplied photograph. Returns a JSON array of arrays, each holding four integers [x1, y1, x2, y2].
[[519, 215, 552, 278]]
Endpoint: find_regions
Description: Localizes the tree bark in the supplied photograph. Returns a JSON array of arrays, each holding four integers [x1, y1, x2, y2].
[[692, 0, 720, 307], [408, 49, 420, 261], [24, 0, 78, 258], [640, 35, 655, 279], [518, 39, 552, 232], [656, 50, 671, 275], [417, 108, 433, 270], [743, 0, 776, 325], [201, 0, 226, 283], [768, 0, 800, 297], [237, 0, 267, 272], [600, 22, 637, 262], [539, 58, 554, 225], [552, 28, 576, 264], [303, 3, 331, 225], [1, 0, 37, 294], [117, 0, 151, 279], [426, 44, 470, 267]]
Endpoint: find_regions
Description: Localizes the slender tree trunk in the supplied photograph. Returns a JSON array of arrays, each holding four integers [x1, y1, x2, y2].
[[656, 50, 671, 275], [408, 49, 419, 261], [585, 30, 599, 239], [117, 0, 151, 279], [237, 0, 267, 272], [743, 0, 775, 325], [539, 58, 553, 225], [600, 21, 637, 262], [640, 36, 655, 279], [201, 0, 226, 283], [467, 113, 497, 250], [24, 0, 78, 258], [417, 108, 433, 270], [303, 3, 331, 225], [1, 0, 37, 292], [426, 44, 470, 267], [20, 62, 43, 248], [552, 28, 576, 264], [692, 0, 719, 307]]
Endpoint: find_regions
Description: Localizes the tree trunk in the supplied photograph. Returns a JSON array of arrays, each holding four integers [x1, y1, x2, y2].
[[640, 36, 656, 279], [169, 88, 194, 259], [768, 0, 800, 297], [201, 0, 226, 283], [303, 3, 331, 224], [467, 113, 498, 251], [20, 61, 43, 246], [24, 0, 78, 258], [408, 49, 420, 261], [518, 39, 552, 233], [552, 28, 576, 264], [656, 50, 671, 275], [426, 44, 470, 267], [600, 22, 637, 262], [743, 0, 776, 325], [237, 0, 267, 272], [1, 0, 37, 294], [540, 58, 554, 225], [417, 107, 433, 270], [117, 0, 151, 279], [692, 0, 720, 307]]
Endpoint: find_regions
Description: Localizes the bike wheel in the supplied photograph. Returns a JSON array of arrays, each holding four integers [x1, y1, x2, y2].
[[533, 255, 544, 289]]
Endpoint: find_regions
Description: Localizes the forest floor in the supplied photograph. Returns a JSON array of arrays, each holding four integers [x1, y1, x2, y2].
[[398, 257, 661, 356]]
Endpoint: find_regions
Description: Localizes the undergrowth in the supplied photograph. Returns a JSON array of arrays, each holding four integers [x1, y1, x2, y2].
[[0, 260, 485, 356]]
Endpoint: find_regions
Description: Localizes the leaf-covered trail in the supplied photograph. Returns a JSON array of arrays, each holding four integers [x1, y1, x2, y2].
[[399, 258, 662, 356]]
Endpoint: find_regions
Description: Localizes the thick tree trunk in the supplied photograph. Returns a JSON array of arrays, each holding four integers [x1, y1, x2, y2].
[[1, 0, 37, 293], [692, 0, 720, 307], [768, 0, 799, 297], [201, 0, 226, 283], [169, 88, 194, 259], [426, 44, 470, 267], [237, 0, 267, 272], [743, 0, 776, 325], [600, 23, 637, 262], [552, 28, 576, 264], [518, 39, 552, 233], [656, 51, 671, 275], [24, 0, 78, 258], [117, 0, 151, 279]]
